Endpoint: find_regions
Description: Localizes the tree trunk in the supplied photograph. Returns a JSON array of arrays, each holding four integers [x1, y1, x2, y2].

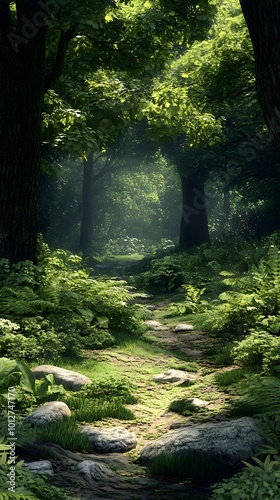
[[0, 1, 46, 264], [240, 0, 280, 147], [179, 174, 210, 249], [79, 151, 96, 255]]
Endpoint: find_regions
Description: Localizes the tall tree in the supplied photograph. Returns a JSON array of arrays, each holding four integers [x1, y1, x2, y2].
[[239, 0, 280, 147]]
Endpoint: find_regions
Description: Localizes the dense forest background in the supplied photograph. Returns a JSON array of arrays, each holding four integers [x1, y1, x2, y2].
[[2, 1, 280, 500]]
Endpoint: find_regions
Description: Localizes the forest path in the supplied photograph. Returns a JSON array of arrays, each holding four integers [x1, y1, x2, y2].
[[48, 294, 231, 499]]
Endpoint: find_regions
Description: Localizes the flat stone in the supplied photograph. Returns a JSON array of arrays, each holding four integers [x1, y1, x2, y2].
[[77, 461, 114, 484], [32, 365, 92, 391], [81, 426, 137, 453], [24, 401, 71, 427], [23, 460, 54, 477], [140, 417, 264, 465], [153, 369, 197, 384], [174, 324, 194, 332]]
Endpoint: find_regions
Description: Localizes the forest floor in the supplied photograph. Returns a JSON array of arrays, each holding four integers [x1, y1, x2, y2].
[[49, 293, 239, 500]]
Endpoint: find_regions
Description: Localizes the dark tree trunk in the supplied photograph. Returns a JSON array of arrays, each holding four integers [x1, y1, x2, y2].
[[179, 174, 210, 249], [0, 74, 43, 264], [240, 0, 280, 147], [0, 1, 73, 263], [0, 1, 46, 263], [79, 151, 95, 255]]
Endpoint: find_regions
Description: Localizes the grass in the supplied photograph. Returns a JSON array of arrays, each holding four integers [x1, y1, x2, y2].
[[147, 450, 236, 483], [169, 398, 201, 416], [35, 418, 93, 452], [215, 367, 256, 387]]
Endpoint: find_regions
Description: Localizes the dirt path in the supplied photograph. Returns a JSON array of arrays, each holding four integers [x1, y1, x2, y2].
[[33, 298, 230, 499]]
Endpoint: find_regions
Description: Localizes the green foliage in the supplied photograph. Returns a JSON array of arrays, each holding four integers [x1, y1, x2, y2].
[[169, 284, 208, 315], [63, 377, 137, 423], [35, 377, 137, 450], [147, 449, 234, 483], [203, 244, 280, 335], [0, 459, 78, 499], [0, 357, 65, 416], [211, 467, 280, 499], [215, 368, 255, 387], [169, 398, 200, 416], [135, 256, 187, 292], [0, 246, 142, 360], [232, 332, 280, 369], [230, 375, 280, 418], [35, 418, 92, 453]]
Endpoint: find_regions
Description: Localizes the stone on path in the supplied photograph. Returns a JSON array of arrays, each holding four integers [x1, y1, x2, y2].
[[188, 397, 209, 408], [81, 426, 137, 453], [23, 460, 54, 477], [140, 417, 264, 465], [153, 369, 197, 384], [77, 461, 115, 484], [24, 401, 71, 427], [32, 365, 92, 391], [174, 323, 194, 332], [144, 320, 168, 330]]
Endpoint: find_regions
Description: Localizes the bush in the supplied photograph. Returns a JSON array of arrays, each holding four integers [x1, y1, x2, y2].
[[0, 246, 142, 360], [211, 468, 280, 499], [232, 332, 280, 368]]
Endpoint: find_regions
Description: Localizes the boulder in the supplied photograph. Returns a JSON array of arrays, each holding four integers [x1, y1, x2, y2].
[[24, 401, 71, 427], [23, 460, 54, 477], [31, 365, 92, 391], [77, 461, 114, 484], [81, 426, 137, 453], [153, 369, 197, 384], [174, 324, 194, 332], [141, 417, 264, 465]]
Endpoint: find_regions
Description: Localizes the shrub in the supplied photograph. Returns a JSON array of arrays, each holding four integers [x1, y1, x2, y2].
[[232, 332, 280, 368], [211, 468, 280, 499], [0, 246, 142, 360]]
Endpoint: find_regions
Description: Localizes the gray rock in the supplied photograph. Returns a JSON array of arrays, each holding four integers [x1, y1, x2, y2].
[[174, 323, 194, 332], [23, 460, 54, 477], [24, 401, 71, 427], [189, 397, 209, 408], [77, 461, 114, 484], [141, 417, 264, 465], [32, 365, 92, 391], [153, 369, 197, 384], [81, 426, 137, 453]]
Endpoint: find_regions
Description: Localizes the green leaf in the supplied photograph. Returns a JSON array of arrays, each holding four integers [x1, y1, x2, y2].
[[16, 360, 35, 395]]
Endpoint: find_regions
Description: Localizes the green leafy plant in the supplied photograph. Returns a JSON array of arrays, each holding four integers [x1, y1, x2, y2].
[[211, 468, 280, 499], [0, 246, 143, 360], [232, 332, 280, 368], [169, 284, 208, 315]]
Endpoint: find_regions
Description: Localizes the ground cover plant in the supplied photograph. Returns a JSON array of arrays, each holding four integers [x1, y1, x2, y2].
[[0, 242, 144, 361]]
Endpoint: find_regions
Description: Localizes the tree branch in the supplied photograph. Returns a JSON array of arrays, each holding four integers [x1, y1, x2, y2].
[[44, 29, 75, 90]]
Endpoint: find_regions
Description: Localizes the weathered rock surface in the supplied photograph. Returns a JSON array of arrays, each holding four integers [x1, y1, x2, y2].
[[153, 369, 197, 384], [23, 460, 54, 477], [81, 426, 137, 453], [31, 365, 92, 391], [174, 323, 194, 332], [24, 401, 71, 427], [140, 417, 264, 465], [77, 461, 115, 484]]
